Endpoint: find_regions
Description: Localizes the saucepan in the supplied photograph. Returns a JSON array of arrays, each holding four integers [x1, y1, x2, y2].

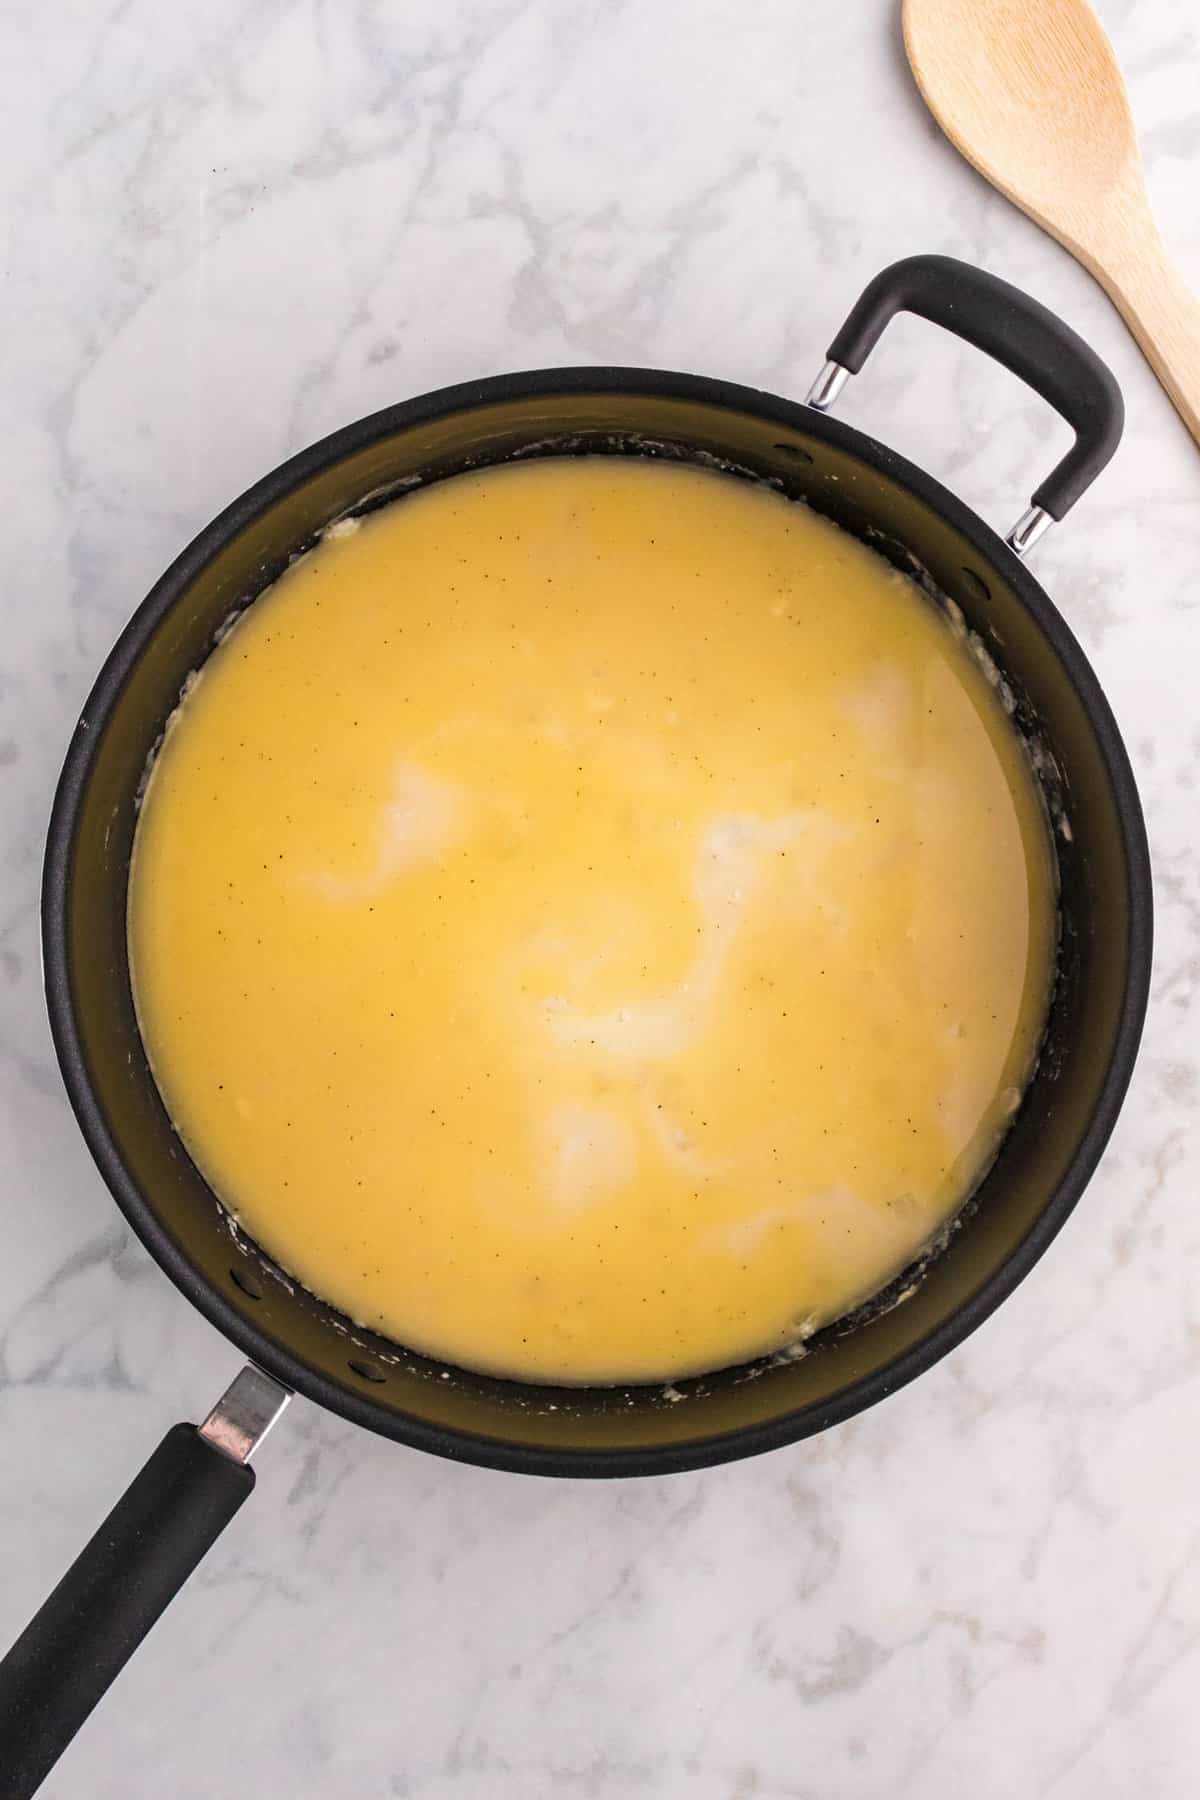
[[0, 256, 1151, 1794]]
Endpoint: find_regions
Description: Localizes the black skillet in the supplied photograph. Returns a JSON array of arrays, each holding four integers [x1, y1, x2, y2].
[[0, 257, 1151, 1795]]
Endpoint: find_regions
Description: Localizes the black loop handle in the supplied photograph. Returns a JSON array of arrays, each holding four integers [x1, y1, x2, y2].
[[826, 255, 1123, 521], [0, 1424, 254, 1797]]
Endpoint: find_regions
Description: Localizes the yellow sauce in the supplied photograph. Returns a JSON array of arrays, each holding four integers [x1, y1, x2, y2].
[[129, 457, 1055, 1384]]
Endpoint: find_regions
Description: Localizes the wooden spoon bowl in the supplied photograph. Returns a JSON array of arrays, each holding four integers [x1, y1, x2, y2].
[[904, 0, 1200, 444]]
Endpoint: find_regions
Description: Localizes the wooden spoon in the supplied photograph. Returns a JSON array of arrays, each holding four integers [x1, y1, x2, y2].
[[903, 0, 1200, 445]]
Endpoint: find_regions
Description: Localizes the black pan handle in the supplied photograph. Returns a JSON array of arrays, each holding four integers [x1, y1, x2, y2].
[[810, 254, 1123, 551], [0, 1365, 289, 1798]]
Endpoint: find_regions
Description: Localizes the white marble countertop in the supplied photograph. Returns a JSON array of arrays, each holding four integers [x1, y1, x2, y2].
[[1, 2, 1197, 1794]]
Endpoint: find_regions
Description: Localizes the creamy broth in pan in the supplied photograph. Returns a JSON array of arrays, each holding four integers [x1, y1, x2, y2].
[[129, 458, 1055, 1383]]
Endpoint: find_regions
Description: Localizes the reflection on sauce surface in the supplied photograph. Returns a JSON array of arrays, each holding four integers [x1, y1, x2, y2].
[[129, 458, 1056, 1384]]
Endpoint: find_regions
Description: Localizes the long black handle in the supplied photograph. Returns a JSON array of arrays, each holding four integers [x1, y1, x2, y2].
[[0, 1424, 253, 1797], [826, 254, 1123, 520]]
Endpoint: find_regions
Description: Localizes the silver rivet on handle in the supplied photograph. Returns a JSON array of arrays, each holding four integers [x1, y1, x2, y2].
[[805, 361, 851, 412], [1005, 504, 1054, 558], [198, 1364, 292, 1465]]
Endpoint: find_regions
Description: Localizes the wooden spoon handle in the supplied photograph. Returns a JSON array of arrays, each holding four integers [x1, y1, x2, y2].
[[1086, 230, 1200, 446]]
